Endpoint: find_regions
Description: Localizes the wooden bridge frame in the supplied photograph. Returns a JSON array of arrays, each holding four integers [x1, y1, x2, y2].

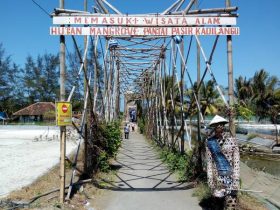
[[53, 0, 238, 204]]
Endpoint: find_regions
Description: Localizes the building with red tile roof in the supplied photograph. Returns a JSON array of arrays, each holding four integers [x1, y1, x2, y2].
[[13, 102, 55, 123]]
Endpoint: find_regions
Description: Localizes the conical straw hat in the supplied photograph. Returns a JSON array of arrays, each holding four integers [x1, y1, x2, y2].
[[209, 115, 228, 127]]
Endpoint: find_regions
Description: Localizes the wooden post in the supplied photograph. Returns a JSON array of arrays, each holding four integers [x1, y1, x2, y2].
[[194, 0, 204, 176], [59, 0, 66, 204], [83, 0, 88, 175], [226, 0, 236, 136]]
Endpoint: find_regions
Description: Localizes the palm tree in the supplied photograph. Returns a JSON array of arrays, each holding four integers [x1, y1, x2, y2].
[[199, 80, 220, 117], [235, 76, 253, 106], [163, 75, 181, 118], [234, 76, 255, 121], [185, 80, 221, 119], [251, 69, 279, 121]]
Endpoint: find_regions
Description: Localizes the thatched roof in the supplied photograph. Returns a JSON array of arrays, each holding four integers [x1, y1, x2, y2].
[[13, 102, 55, 116]]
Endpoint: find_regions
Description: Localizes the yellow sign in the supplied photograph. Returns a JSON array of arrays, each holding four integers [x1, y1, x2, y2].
[[56, 102, 72, 126]]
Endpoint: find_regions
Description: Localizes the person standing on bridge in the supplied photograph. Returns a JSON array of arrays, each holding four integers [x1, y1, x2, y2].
[[206, 115, 240, 210], [124, 124, 130, 139]]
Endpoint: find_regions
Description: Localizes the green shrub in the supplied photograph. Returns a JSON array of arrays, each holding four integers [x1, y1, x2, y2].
[[98, 150, 110, 172], [159, 147, 194, 182], [236, 105, 254, 121], [97, 120, 122, 172], [138, 117, 145, 134], [102, 121, 122, 157]]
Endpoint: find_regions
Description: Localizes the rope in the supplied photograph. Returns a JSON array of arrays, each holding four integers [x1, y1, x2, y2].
[[31, 0, 51, 17]]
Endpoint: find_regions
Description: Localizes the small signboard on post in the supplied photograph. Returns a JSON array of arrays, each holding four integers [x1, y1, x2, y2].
[[56, 102, 72, 126]]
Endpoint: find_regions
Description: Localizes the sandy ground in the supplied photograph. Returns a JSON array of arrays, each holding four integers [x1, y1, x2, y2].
[[0, 125, 78, 198]]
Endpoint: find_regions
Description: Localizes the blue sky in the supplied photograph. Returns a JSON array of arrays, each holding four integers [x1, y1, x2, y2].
[[0, 0, 279, 88]]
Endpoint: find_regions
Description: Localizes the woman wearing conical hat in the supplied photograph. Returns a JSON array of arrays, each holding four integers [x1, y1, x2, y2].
[[206, 115, 240, 210]]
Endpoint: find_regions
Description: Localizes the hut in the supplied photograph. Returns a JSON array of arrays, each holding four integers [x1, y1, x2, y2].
[[13, 102, 55, 123]]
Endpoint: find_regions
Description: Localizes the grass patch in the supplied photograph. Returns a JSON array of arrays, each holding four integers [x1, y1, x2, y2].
[[192, 183, 269, 210], [192, 182, 211, 201], [238, 192, 269, 210], [247, 133, 258, 140]]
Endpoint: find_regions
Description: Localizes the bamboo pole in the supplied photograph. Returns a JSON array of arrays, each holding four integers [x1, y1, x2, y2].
[[174, 6, 238, 15], [115, 60, 120, 119], [158, 59, 163, 143], [180, 40, 185, 154], [107, 51, 114, 121], [116, 47, 162, 51], [103, 40, 108, 119], [194, 36, 219, 97], [66, 75, 91, 200], [162, 58, 168, 145], [154, 68, 159, 140], [83, 0, 88, 177], [96, 0, 109, 14], [182, 0, 196, 15], [161, 0, 183, 15], [53, 7, 238, 16], [196, 0, 201, 142], [71, 36, 93, 110], [195, 35, 228, 107], [93, 36, 99, 112], [226, 0, 236, 136], [101, 0, 122, 14], [162, 55, 167, 145], [171, 41, 176, 148], [53, 8, 90, 14], [193, 0, 204, 176], [59, 0, 66, 204], [175, 0, 186, 12]]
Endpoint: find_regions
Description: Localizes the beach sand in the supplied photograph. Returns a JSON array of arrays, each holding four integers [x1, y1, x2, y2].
[[0, 125, 78, 198]]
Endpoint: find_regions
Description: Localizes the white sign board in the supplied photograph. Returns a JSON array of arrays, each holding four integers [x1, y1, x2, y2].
[[50, 26, 240, 36], [53, 16, 236, 26]]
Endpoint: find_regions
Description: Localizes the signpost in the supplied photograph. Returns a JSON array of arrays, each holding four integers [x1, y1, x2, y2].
[[53, 16, 236, 26], [56, 102, 72, 126], [50, 26, 239, 36], [50, 15, 239, 36]]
